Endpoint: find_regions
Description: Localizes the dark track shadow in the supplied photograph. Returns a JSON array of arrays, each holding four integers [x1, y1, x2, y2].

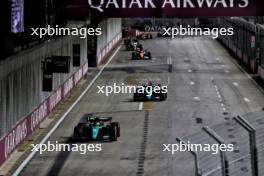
[[46, 138, 73, 176]]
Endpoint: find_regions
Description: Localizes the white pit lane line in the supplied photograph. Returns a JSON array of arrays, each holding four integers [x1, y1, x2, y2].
[[167, 76, 170, 85], [190, 81, 195, 85], [138, 102, 143, 110], [243, 98, 250, 103], [12, 45, 122, 176], [193, 97, 200, 101], [233, 82, 239, 86]]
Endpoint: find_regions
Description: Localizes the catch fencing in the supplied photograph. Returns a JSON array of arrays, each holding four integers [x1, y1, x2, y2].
[[178, 111, 264, 176]]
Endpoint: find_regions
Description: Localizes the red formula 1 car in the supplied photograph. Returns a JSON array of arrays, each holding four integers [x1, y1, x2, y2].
[[131, 49, 152, 60], [137, 32, 153, 40]]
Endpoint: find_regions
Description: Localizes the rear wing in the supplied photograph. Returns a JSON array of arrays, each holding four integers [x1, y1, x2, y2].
[[87, 116, 112, 122], [80, 114, 112, 123], [99, 117, 112, 121]]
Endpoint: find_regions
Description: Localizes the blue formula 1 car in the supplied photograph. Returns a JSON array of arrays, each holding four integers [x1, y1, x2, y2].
[[74, 114, 120, 142], [133, 83, 167, 101]]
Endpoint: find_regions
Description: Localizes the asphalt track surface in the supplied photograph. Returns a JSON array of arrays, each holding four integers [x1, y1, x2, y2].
[[19, 37, 264, 176]]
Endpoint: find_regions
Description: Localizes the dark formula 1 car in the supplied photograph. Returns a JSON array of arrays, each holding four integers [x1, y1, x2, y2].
[[137, 32, 153, 40], [133, 83, 167, 101], [74, 114, 120, 142], [132, 50, 152, 60], [124, 38, 143, 51]]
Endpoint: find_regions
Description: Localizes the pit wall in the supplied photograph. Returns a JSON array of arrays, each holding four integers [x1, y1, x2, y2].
[[218, 17, 264, 79], [0, 35, 88, 166], [96, 18, 122, 65]]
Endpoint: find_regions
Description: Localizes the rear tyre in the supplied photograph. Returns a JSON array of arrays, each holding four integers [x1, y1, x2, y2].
[[160, 93, 167, 101], [110, 124, 118, 141], [74, 127, 81, 142], [147, 52, 152, 60], [111, 122, 120, 137], [132, 53, 136, 60], [133, 93, 139, 101]]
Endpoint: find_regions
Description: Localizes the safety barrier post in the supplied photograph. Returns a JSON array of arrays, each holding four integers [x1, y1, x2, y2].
[[168, 56, 173, 73], [202, 126, 229, 176], [176, 137, 202, 176], [233, 116, 258, 176]]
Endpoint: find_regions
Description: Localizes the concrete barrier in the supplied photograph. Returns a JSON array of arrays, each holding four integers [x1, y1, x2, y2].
[[96, 18, 122, 65], [0, 18, 122, 166], [0, 62, 88, 166], [97, 32, 122, 65], [0, 34, 88, 167]]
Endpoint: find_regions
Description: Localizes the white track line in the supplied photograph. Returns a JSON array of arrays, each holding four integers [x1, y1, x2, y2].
[[243, 98, 250, 103], [167, 76, 170, 85], [12, 45, 122, 176], [232, 82, 239, 86], [138, 102, 143, 110]]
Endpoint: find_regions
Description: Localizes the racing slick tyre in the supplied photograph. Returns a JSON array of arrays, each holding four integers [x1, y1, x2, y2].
[[109, 124, 118, 141], [133, 93, 140, 101], [160, 93, 167, 101], [146, 52, 152, 60], [132, 52, 136, 60], [73, 127, 80, 142], [111, 122, 120, 137]]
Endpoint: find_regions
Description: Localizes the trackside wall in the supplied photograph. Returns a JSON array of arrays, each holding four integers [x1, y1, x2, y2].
[[0, 36, 88, 166], [96, 18, 122, 65]]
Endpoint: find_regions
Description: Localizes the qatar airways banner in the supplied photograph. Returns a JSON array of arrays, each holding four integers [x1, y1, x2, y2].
[[83, 0, 264, 17], [0, 63, 88, 167]]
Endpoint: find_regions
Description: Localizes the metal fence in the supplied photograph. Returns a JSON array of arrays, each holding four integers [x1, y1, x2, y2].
[[178, 111, 264, 176], [218, 17, 262, 73]]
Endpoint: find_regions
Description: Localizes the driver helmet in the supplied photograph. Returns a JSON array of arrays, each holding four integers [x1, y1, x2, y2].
[[94, 117, 100, 126]]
